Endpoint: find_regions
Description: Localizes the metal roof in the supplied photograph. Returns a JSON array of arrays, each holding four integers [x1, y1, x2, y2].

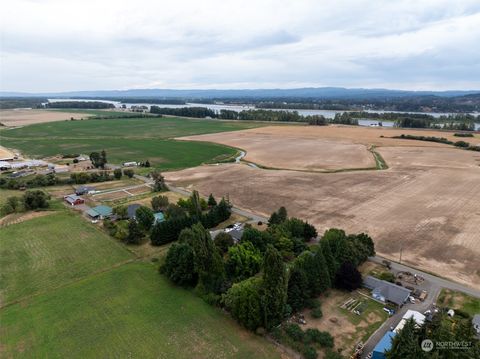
[[372, 331, 395, 358], [90, 205, 113, 217]]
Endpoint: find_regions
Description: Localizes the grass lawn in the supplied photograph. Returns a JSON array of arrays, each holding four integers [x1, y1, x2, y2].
[[0, 262, 280, 359], [437, 289, 480, 317], [0, 210, 133, 304], [1, 116, 265, 170], [0, 189, 25, 206]]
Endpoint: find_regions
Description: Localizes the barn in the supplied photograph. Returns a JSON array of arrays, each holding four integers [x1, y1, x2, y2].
[[64, 194, 85, 206]]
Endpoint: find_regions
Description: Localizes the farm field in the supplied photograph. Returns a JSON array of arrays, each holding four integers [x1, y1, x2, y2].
[[178, 125, 480, 171], [0, 262, 281, 359], [0, 109, 96, 127], [0, 210, 133, 304], [0, 116, 268, 170], [165, 125, 480, 288]]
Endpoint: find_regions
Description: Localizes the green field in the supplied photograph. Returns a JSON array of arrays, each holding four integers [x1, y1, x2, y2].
[[1, 116, 264, 170], [437, 289, 480, 317], [0, 211, 133, 304], [0, 262, 279, 358]]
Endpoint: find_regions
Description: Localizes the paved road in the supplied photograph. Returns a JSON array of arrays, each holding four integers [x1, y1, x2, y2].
[[369, 256, 480, 298]]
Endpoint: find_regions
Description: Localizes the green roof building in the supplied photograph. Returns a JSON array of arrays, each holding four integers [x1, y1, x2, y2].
[[86, 205, 113, 219]]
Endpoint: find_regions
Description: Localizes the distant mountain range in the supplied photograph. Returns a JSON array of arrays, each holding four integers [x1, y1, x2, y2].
[[1, 87, 479, 99]]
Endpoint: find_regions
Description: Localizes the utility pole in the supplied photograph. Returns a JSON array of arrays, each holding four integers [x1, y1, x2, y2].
[[399, 245, 403, 264]]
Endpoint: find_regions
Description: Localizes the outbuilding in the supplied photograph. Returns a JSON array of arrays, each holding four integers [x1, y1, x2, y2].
[[153, 212, 165, 224], [75, 186, 96, 195], [372, 331, 396, 359], [394, 310, 426, 333], [86, 205, 113, 219], [64, 194, 85, 206]]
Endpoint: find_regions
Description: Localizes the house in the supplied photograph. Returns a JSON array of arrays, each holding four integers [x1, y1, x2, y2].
[[472, 314, 480, 335], [64, 194, 85, 206], [364, 276, 411, 306], [75, 186, 96, 195], [127, 204, 141, 219], [227, 228, 244, 242], [394, 310, 425, 333], [372, 331, 396, 359], [86, 205, 113, 220], [154, 212, 165, 224]]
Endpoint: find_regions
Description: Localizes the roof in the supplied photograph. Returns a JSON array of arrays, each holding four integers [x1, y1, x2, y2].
[[364, 276, 411, 305], [228, 228, 243, 241], [76, 185, 95, 192], [90, 205, 113, 217], [473, 314, 480, 326], [127, 204, 141, 219], [64, 194, 83, 204], [372, 331, 396, 358], [394, 310, 426, 333], [154, 212, 165, 222]]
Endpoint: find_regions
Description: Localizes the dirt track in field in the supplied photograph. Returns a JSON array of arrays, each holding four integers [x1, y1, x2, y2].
[[168, 126, 480, 289], [0, 109, 93, 127]]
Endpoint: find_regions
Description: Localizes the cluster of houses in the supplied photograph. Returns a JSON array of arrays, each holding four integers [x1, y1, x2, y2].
[[64, 187, 165, 226]]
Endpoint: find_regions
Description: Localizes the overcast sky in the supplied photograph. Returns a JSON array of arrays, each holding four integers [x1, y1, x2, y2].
[[1, 0, 479, 92]]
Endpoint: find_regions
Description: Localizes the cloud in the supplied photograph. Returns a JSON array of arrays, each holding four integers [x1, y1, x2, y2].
[[0, 0, 479, 91]]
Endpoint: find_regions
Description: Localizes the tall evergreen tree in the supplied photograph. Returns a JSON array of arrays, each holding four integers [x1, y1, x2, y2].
[[277, 206, 288, 223], [386, 318, 425, 359], [189, 223, 225, 293], [207, 193, 217, 206], [313, 247, 332, 292], [190, 190, 203, 218], [287, 266, 310, 312], [125, 219, 143, 244], [319, 239, 337, 282], [262, 245, 287, 329]]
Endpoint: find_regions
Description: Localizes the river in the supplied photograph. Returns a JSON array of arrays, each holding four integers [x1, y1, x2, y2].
[[47, 99, 480, 130]]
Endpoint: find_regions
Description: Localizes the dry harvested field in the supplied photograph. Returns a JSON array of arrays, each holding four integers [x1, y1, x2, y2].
[[167, 126, 480, 288], [0, 109, 93, 126], [179, 125, 479, 171]]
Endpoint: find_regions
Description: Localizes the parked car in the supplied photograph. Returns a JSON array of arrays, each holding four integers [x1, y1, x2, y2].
[[383, 307, 395, 316]]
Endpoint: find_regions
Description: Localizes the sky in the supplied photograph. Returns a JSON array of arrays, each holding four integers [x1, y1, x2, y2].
[[1, 0, 479, 92]]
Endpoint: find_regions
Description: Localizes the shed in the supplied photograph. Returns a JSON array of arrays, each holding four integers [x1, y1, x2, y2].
[[228, 228, 244, 242], [154, 212, 165, 224], [87, 205, 113, 219], [64, 194, 85, 206], [372, 331, 396, 359], [75, 186, 96, 195], [127, 204, 141, 219], [364, 276, 411, 306], [394, 310, 425, 333]]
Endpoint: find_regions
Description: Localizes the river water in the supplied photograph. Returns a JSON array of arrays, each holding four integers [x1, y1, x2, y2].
[[47, 99, 480, 130]]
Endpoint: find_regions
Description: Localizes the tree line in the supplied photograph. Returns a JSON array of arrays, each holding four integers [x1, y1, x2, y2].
[[45, 101, 115, 109], [393, 134, 480, 152], [160, 206, 375, 358], [1, 190, 50, 215]]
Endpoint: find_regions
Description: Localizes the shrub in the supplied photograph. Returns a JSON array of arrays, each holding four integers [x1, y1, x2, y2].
[[305, 298, 321, 309], [284, 323, 304, 342], [311, 307, 323, 319], [378, 271, 395, 283], [305, 329, 334, 348], [302, 346, 318, 359], [325, 349, 344, 359]]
